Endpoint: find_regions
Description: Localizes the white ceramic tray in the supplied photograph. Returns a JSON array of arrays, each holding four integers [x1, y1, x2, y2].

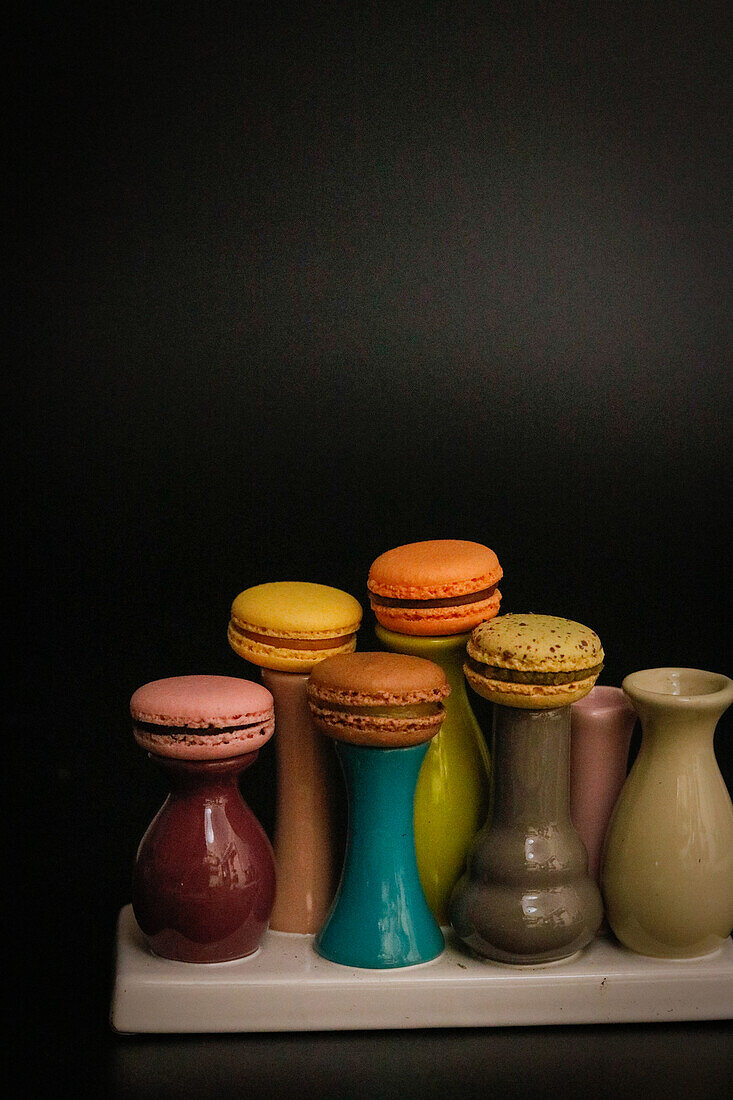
[[110, 906, 733, 1033]]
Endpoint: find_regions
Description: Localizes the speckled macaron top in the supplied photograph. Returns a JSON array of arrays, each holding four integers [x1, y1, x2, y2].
[[130, 674, 275, 760], [307, 651, 450, 748], [367, 540, 503, 636], [465, 614, 604, 709], [228, 582, 363, 673]]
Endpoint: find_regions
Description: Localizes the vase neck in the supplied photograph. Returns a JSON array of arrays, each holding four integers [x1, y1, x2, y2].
[[260, 668, 309, 720], [491, 705, 571, 825], [151, 752, 257, 794], [438, 650, 472, 697], [337, 741, 428, 843], [637, 712, 719, 751], [260, 668, 315, 749], [631, 700, 729, 750]]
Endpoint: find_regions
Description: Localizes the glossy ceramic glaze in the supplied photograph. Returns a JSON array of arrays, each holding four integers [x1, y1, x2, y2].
[[375, 625, 490, 924], [450, 704, 603, 964], [570, 686, 637, 882], [261, 669, 341, 933], [602, 668, 733, 958], [315, 740, 444, 968], [132, 752, 275, 962]]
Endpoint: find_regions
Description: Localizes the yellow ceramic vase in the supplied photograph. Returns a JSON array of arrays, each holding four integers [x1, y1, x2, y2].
[[375, 625, 490, 924], [602, 667, 733, 958]]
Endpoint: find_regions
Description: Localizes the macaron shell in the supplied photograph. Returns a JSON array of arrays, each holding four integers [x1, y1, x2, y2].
[[464, 663, 601, 709], [372, 588, 501, 636], [230, 582, 362, 635], [130, 674, 274, 728], [227, 623, 358, 673], [367, 540, 503, 600], [307, 651, 450, 704], [467, 614, 604, 673]]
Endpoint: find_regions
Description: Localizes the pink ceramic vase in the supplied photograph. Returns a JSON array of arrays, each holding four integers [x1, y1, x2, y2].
[[570, 686, 637, 883], [261, 669, 342, 933]]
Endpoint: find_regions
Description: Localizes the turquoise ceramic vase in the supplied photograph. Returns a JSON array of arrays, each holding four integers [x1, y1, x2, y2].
[[315, 740, 444, 969]]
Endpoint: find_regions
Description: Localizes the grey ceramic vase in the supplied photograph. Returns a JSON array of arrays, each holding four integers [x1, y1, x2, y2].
[[450, 704, 603, 964]]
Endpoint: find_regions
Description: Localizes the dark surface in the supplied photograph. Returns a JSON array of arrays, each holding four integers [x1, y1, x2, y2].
[[10, 2, 731, 1095]]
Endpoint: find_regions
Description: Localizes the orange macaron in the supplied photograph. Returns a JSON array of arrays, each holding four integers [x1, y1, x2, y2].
[[367, 539, 503, 636]]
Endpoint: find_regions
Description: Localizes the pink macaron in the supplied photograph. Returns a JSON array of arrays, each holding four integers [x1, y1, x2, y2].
[[130, 675, 275, 761]]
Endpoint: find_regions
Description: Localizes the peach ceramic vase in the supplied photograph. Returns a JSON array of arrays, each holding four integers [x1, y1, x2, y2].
[[260, 669, 342, 933], [602, 668, 733, 958], [570, 686, 637, 884]]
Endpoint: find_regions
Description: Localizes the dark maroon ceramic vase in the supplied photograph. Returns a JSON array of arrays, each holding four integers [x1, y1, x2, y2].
[[132, 752, 276, 962]]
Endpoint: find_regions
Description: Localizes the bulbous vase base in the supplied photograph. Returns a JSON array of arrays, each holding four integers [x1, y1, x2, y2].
[[450, 874, 603, 966]]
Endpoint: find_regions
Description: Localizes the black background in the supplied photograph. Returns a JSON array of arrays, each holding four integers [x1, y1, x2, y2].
[[10, 2, 732, 1095]]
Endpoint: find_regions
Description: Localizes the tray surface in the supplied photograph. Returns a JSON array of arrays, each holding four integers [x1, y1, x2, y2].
[[110, 906, 733, 1033]]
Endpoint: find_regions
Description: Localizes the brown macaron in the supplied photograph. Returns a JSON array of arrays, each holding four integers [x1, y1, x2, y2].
[[306, 652, 450, 748]]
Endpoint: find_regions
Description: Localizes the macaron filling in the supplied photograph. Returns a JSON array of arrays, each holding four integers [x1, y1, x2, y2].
[[466, 659, 604, 685], [314, 701, 444, 719], [229, 622, 356, 651], [133, 716, 272, 739], [369, 584, 499, 609]]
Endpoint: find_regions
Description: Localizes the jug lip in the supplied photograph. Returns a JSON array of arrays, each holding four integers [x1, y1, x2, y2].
[[622, 667, 733, 710]]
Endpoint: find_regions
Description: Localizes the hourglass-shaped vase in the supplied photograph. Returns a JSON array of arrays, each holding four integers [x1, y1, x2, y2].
[[130, 675, 276, 963], [375, 626, 490, 924], [602, 668, 733, 958], [317, 740, 444, 968], [307, 651, 449, 968]]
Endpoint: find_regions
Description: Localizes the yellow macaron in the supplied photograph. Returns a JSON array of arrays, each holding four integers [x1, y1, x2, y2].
[[464, 613, 604, 709], [228, 582, 363, 673]]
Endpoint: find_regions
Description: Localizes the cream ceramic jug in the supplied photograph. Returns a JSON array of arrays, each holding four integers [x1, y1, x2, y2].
[[602, 668, 733, 958]]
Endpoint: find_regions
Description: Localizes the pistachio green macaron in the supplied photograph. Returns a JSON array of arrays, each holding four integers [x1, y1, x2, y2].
[[464, 613, 604, 709], [228, 581, 363, 673]]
